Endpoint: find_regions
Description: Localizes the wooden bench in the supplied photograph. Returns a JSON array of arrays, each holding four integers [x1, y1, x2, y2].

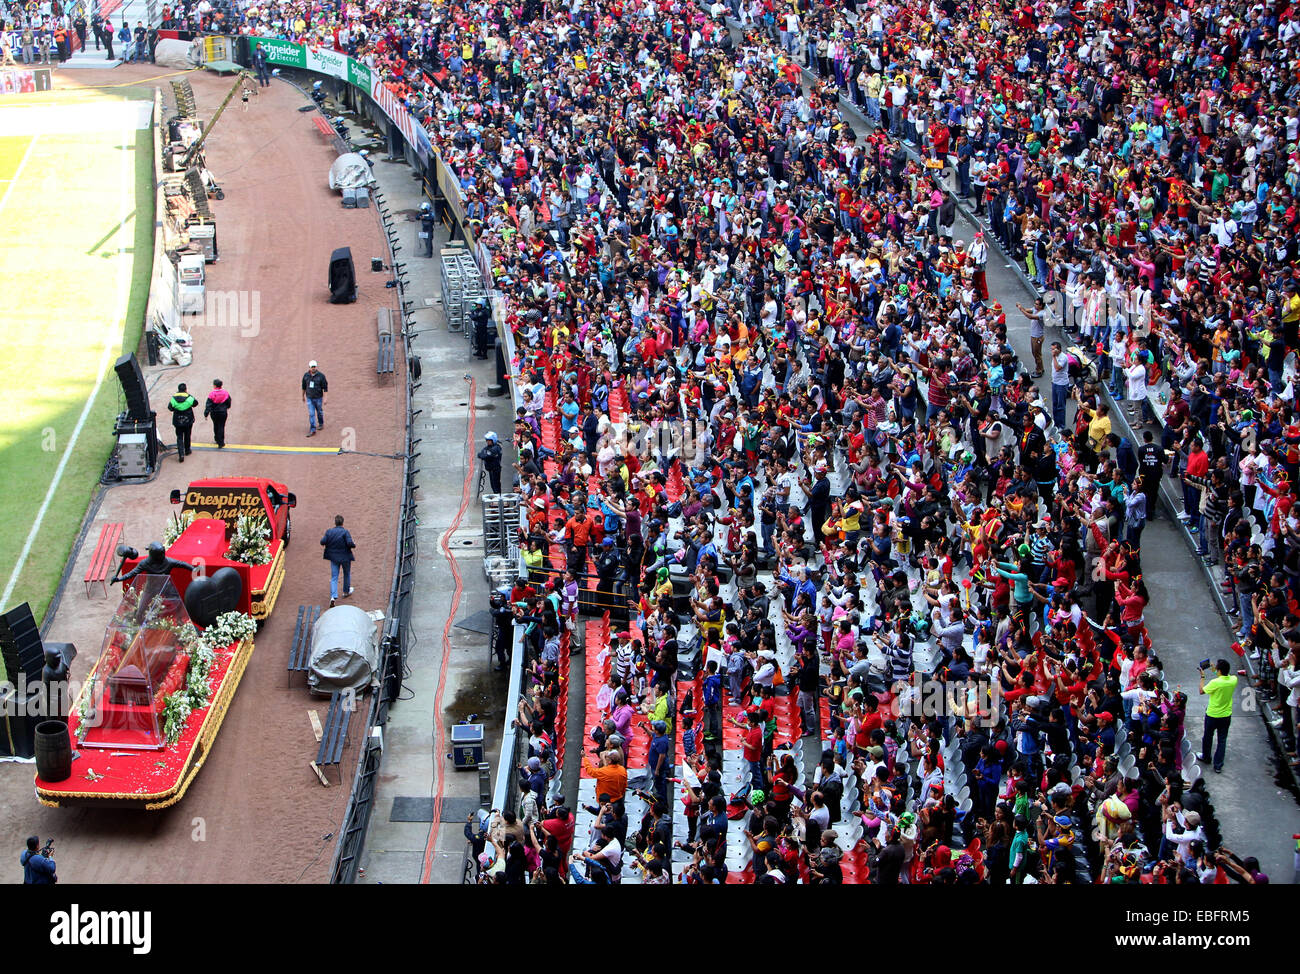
[[377, 308, 395, 375], [287, 604, 320, 685], [312, 115, 335, 141], [84, 523, 124, 598], [313, 689, 352, 784]]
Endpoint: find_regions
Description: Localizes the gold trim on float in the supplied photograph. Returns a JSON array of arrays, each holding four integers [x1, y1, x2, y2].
[[250, 543, 286, 620], [34, 635, 256, 809]]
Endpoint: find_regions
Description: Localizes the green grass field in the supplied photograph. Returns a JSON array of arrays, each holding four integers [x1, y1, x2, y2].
[[0, 91, 154, 635]]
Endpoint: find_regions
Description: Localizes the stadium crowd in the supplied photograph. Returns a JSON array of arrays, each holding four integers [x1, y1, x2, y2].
[[212, 0, 1300, 883]]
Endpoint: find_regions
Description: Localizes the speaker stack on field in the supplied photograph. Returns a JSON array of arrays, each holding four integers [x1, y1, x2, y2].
[[0, 603, 44, 758], [112, 353, 158, 480]]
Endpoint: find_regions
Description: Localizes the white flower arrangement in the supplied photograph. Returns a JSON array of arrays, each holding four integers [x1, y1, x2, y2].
[[163, 509, 196, 547], [226, 513, 272, 565], [198, 610, 257, 651]]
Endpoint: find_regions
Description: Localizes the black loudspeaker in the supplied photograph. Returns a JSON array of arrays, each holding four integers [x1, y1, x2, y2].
[[114, 352, 151, 421], [0, 603, 44, 687], [328, 247, 356, 304]]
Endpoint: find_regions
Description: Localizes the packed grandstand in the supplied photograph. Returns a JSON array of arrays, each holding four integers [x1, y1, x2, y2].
[[186, 0, 1300, 883]]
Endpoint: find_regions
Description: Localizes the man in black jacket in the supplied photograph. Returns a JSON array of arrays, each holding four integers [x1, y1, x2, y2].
[[167, 383, 197, 462], [320, 514, 356, 606], [253, 43, 271, 87], [303, 360, 327, 436]]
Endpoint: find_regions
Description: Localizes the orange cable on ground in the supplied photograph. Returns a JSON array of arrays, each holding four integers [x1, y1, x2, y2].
[[420, 376, 477, 883]]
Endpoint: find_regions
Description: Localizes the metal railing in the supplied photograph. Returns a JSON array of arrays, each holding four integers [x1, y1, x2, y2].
[[326, 147, 422, 886]]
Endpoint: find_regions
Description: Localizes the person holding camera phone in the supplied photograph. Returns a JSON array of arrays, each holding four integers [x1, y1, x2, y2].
[[1198, 658, 1238, 773]]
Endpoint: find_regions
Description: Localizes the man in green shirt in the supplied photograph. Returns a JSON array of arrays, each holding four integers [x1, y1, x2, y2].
[[167, 383, 198, 461], [1199, 658, 1238, 773], [1210, 165, 1230, 203]]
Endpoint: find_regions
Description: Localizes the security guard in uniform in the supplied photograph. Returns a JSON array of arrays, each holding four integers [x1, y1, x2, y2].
[[477, 431, 503, 493], [1137, 430, 1165, 520], [419, 201, 435, 257], [470, 297, 492, 359], [595, 538, 622, 608]]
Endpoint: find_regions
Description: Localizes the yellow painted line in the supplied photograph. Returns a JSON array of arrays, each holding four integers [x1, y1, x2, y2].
[[191, 442, 340, 455]]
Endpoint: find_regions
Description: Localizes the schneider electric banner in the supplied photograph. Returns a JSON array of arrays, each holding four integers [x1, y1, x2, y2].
[[254, 37, 306, 69], [232, 36, 429, 165], [306, 45, 350, 82]]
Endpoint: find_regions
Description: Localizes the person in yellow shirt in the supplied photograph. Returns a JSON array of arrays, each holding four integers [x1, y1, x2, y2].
[[1198, 658, 1238, 773], [1087, 402, 1113, 451], [1283, 283, 1300, 330]]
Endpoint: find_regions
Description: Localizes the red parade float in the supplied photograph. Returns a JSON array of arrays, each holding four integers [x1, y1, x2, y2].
[[34, 477, 294, 809]]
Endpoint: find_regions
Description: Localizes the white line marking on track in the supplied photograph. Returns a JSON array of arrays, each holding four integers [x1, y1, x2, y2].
[[0, 123, 133, 613]]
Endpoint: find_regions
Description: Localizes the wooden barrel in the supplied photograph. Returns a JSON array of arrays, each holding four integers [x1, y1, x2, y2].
[[34, 721, 72, 783]]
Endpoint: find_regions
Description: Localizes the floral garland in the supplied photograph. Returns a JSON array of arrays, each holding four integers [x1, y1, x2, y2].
[[161, 692, 192, 746], [74, 676, 96, 743], [159, 611, 257, 745], [225, 513, 272, 565]]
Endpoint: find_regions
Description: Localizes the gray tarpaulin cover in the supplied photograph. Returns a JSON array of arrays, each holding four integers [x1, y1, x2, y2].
[[154, 39, 201, 69], [328, 153, 375, 191], [308, 605, 379, 695]]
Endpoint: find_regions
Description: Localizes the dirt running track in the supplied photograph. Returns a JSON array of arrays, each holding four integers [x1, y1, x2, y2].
[[0, 67, 405, 882]]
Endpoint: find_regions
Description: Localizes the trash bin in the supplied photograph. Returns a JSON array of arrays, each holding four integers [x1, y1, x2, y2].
[[450, 723, 484, 770]]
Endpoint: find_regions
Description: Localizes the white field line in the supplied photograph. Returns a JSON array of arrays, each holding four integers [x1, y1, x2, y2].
[[0, 122, 135, 613], [0, 134, 38, 219]]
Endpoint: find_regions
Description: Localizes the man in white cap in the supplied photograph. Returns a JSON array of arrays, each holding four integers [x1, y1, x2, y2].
[[302, 360, 327, 436]]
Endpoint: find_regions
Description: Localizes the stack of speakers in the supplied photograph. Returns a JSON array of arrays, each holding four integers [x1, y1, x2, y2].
[[113, 353, 158, 479], [0, 604, 45, 757]]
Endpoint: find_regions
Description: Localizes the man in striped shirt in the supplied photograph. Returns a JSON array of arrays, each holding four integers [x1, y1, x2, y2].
[[886, 632, 913, 686], [1029, 521, 1054, 583]]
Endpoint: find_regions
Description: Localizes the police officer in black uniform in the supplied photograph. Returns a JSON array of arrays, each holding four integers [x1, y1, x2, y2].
[[477, 431, 503, 493], [419, 201, 435, 257], [470, 297, 492, 359], [594, 538, 622, 608], [489, 587, 514, 670]]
